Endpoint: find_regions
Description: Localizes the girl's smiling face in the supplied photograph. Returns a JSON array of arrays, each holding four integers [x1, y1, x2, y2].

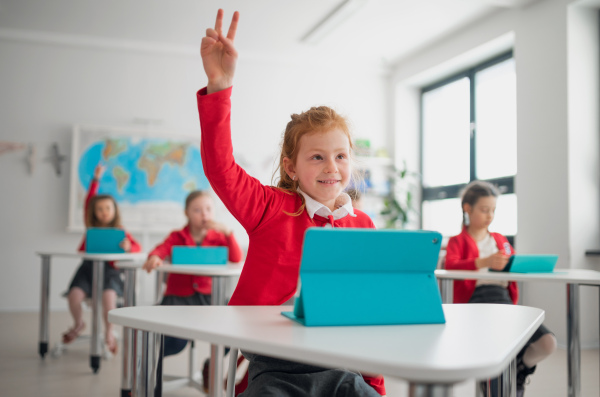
[[284, 128, 351, 211]]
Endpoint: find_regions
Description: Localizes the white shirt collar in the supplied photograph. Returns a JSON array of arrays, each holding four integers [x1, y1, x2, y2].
[[297, 187, 357, 220]]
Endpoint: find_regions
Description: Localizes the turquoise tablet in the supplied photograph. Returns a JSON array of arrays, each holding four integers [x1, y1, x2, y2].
[[85, 228, 126, 253], [497, 254, 558, 273], [281, 228, 446, 327], [171, 246, 228, 265]]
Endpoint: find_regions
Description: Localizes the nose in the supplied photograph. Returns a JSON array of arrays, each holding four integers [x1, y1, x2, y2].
[[324, 157, 338, 173]]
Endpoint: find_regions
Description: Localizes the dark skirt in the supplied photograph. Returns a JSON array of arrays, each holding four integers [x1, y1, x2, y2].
[[68, 260, 124, 297], [239, 353, 380, 397]]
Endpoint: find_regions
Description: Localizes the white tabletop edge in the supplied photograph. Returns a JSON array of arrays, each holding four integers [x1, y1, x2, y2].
[[435, 268, 600, 284], [155, 264, 243, 276], [36, 251, 148, 261], [108, 304, 544, 383]]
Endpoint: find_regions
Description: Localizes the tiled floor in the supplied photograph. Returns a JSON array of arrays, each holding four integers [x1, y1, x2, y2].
[[0, 311, 597, 396]]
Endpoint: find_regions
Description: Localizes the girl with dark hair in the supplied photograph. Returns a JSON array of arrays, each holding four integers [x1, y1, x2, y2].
[[445, 180, 556, 396]]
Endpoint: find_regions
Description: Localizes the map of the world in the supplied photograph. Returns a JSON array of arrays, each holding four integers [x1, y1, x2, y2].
[[68, 125, 210, 232]]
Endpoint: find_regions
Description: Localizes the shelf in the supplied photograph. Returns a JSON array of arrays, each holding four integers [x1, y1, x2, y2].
[[585, 250, 600, 257]]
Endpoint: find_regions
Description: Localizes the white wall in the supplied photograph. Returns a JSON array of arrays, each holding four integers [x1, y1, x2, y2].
[[391, 0, 600, 348], [0, 34, 389, 311]]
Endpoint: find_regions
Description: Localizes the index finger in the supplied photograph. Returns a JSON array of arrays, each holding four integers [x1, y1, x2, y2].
[[226, 11, 240, 42], [214, 8, 224, 35]]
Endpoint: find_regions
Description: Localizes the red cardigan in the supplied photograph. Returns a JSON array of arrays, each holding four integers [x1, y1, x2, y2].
[[149, 225, 243, 296], [197, 87, 385, 395], [445, 228, 518, 304], [77, 179, 142, 265]]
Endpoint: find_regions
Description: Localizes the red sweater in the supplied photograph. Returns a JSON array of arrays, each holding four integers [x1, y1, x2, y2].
[[77, 179, 141, 265], [197, 87, 385, 395], [148, 225, 243, 296], [445, 228, 518, 304]]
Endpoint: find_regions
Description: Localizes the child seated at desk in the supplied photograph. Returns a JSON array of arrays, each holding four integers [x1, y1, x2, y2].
[[195, 9, 385, 396], [143, 190, 242, 387], [445, 180, 557, 397], [64, 164, 141, 354]]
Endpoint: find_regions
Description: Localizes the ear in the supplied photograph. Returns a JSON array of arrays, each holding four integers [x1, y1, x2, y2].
[[282, 157, 295, 179], [462, 203, 472, 214]]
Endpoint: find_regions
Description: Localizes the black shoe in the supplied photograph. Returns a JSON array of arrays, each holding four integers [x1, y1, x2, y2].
[[202, 358, 210, 393], [516, 355, 536, 394]]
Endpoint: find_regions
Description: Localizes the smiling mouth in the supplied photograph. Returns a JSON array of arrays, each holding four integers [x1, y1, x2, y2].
[[318, 180, 340, 184]]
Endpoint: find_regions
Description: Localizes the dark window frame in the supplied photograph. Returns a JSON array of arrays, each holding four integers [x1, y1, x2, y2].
[[419, 50, 516, 245]]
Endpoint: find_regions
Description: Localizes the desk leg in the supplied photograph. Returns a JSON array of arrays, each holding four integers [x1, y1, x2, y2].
[[208, 276, 226, 397], [135, 330, 161, 397], [567, 283, 581, 397], [408, 383, 452, 397], [121, 268, 136, 397], [439, 279, 453, 304], [476, 358, 516, 397], [91, 260, 104, 373], [39, 255, 51, 359]]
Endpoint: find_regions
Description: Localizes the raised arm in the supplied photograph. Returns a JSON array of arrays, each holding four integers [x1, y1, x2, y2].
[[83, 164, 105, 222], [198, 10, 287, 232], [201, 9, 239, 94]]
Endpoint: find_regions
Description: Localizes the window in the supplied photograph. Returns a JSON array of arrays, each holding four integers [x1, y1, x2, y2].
[[420, 52, 517, 241]]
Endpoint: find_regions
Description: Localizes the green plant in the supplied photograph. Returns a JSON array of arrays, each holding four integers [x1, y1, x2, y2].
[[380, 162, 419, 229]]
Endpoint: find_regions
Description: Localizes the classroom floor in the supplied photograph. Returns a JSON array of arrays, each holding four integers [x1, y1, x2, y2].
[[0, 311, 598, 397]]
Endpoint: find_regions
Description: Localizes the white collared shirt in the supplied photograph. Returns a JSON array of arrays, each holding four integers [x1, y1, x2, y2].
[[297, 187, 357, 220]]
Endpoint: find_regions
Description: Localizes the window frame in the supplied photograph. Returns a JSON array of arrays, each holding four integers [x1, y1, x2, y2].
[[419, 50, 516, 244]]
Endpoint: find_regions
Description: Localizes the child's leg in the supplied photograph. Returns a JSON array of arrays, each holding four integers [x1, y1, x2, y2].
[[522, 333, 557, 368], [63, 287, 87, 343], [68, 287, 86, 326], [102, 289, 118, 353]]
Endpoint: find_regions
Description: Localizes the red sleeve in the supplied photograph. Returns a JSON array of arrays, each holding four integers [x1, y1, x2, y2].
[[444, 235, 477, 270], [148, 231, 183, 260], [84, 179, 99, 222], [362, 374, 386, 395], [225, 233, 243, 263], [197, 87, 284, 233], [78, 179, 99, 251], [125, 231, 142, 253]]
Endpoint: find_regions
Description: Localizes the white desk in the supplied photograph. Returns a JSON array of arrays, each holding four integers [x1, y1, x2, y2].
[[109, 304, 544, 397], [153, 264, 242, 396], [435, 268, 600, 397], [35, 251, 146, 374]]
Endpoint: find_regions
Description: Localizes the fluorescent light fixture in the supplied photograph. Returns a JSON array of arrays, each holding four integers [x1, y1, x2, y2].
[[301, 0, 368, 44]]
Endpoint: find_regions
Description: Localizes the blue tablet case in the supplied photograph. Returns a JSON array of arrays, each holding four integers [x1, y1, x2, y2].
[[495, 254, 558, 273], [171, 246, 228, 265], [281, 228, 446, 327], [85, 228, 126, 253]]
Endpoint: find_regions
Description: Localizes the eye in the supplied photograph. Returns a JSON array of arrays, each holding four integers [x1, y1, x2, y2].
[[311, 155, 323, 160], [337, 154, 346, 159]]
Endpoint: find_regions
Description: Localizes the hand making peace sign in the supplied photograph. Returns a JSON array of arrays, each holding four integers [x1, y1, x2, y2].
[[201, 9, 240, 94]]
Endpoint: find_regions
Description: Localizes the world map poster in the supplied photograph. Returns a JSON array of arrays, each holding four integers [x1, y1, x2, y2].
[[68, 125, 210, 232]]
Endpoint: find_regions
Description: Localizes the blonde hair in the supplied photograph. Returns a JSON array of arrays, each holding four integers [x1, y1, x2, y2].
[[272, 106, 362, 215], [185, 190, 212, 209]]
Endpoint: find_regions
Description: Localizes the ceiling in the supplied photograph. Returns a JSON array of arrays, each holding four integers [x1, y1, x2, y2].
[[0, 0, 539, 66]]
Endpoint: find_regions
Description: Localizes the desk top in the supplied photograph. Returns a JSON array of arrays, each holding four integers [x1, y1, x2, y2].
[[36, 251, 147, 262], [155, 264, 243, 277], [109, 304, 543, 383], [435, 268, 600, 285]]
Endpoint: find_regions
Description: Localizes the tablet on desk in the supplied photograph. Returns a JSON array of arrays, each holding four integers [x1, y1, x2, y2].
[[491, 254, 558, 273], [85, 228, 126, 253], [282, 228, 446, 327], [171, 246, 228, 265]]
